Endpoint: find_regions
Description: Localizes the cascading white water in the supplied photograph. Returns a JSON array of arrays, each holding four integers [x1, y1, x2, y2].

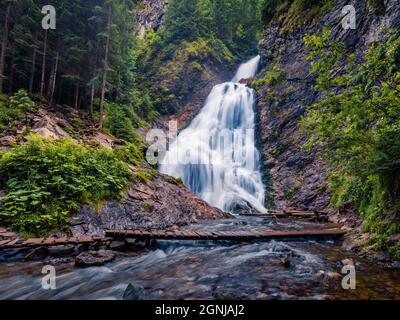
[[160, 55, 266, 213]]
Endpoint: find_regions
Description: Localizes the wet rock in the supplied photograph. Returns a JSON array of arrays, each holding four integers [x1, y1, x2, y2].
[[371, 251, 392, 263], [212, 292, 244, 301], [325, 272, 342, 280], [75, 250, 116, 267], [316, 270, 342, 285], [280, 256, 291, 269], [25, 247, 49, 260], [122, 284, 145, 300], [45, 257, 74, 265], [48, 245, 75, 257], [110, 241, 126, 251], [234, 220, 248, 226], [341, 258, 354, 266]]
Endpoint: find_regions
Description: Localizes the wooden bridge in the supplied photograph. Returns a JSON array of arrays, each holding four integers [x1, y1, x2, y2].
[[0, 210, 344, 250], [241, 209, 328, 218], [105, 228, 346, 241], [0, 228, 346, 250]]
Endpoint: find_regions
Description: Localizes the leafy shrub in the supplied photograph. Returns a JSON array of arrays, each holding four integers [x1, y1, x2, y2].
[[251, 66, 284, 90], [104, 101, 147, 143], [261, 0, 336, 33], [0, 89, 37, 132], [301, 29, 400, 253], [0, 135, 131, 236], [113, 141, 145, 167]]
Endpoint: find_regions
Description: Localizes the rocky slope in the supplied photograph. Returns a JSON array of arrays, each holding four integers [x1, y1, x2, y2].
[[255, 0, 400, 216], [0, 105, 229, 237], [71, 173, 229, 237], [159, 65, 233, 131], [135, 0, 167, 37]]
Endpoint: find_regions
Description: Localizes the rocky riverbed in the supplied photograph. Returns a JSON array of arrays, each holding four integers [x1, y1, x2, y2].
[[0, 216, 399, 300]]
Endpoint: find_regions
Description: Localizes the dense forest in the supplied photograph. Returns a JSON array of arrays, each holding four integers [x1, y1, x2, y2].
[[0, 0, 265, 235], [0, 0, 263, 130]]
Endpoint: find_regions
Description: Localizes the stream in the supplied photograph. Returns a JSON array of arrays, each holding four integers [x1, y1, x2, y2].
[[0, 216, 399, 300]]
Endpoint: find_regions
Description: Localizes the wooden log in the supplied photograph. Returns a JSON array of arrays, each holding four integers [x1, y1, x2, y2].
[[105, 228, 346, 242], [0, 239, 12, 246]]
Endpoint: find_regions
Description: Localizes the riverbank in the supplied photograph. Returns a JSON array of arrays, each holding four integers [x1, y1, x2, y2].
[[0, 216, 399, 300]]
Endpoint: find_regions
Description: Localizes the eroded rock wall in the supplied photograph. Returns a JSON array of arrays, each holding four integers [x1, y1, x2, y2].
[[256, 0, 400, 211]]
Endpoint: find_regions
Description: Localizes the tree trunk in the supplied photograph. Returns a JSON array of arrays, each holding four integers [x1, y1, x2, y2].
[[40, 29, 48, 96], [48, 49, 59, 105], [89, 80, 95, 119], [74, 85, 79, 109], [29, 43, 37, 94], [0, 3, 11, 94], [47, 56, 55, 97], [98, 6, 112, 128], [7, 43, 14, 94]]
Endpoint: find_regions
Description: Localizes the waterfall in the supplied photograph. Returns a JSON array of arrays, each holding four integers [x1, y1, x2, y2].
[[160, 55, 266, 213]]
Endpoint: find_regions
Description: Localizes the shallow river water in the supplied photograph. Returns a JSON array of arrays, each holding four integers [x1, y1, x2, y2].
[[0, 216, 399, 300]]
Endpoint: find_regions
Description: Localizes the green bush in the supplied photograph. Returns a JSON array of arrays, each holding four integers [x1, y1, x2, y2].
[[301, 29, 400, 254], [113, 142, 145, 167], [0, 135, 131, 236], [104, 101, 147, 143], [251, 66, 284, 90], [0, 89, 37, 132]]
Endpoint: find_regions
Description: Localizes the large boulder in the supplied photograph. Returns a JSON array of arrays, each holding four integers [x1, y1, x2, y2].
[[71, 173, 230, 237], [75, 250, 116, 267]]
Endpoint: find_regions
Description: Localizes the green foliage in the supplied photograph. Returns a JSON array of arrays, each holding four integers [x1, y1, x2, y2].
[[137, 34, 236, 115], [251, 66, 284, 90], [137, 0, 264, 115], [301, 29, 400, 254], [113, 142, 145, 167], [103, 101, 148, 143], [261, 0, 336, 33], [0, 90, 36, 132], [164, 0, 263, 58], [0, 0, 139, 117], [0, 135, 131, 236]]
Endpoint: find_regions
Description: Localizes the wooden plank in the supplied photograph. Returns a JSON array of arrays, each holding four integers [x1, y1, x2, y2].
[[22, 238, 44, 246], [4, 239, 21, 247], [77, 236, 94, 243], [105, 228, 346, 241], [0, 232, 18, 238], [42, 238, 57, 245], [0, 239, 12, 246], [67, 237, 80, 244]]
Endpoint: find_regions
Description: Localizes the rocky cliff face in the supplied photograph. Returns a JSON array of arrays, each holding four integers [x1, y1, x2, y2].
[[135, 0, 167, 37], [256, 0, 400, 212], [72, 173, 229, 237]]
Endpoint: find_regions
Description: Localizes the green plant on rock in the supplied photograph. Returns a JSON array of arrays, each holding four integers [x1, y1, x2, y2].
[[0, 90, 37, 132], [0, 135, 131, 236], [301, 29, 400, 255], [252, 66, 284, 90]]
